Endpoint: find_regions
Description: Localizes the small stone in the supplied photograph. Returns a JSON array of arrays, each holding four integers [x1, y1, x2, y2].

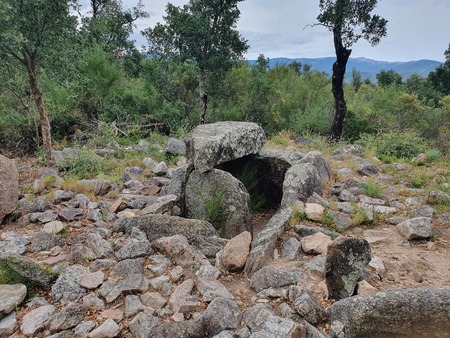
[[149, 275, 170, 290], [59, 207, 83, 221], [293, 289, 326, 325], [413, 272, 424, 283], [20, 305, 56, 336], [115, 241, 152, 261], [48, 303, 87, 332], [43, 221, 66, 234], [0, 283, 27, 316], [397, 217, 432, 240], [83, 294, 106, 311], [88, 318, 120, 338], [75, 321, 96, 335], [280, 237, 302, 260], [221, 231, 251, 272], [128, 313, 160, 338], [301, 232, 332, 255], [170, 266, 184, 282], [113, 258, 145, 277], [80, 271, 105, 289], [125, 295, 143, 318], [357, 280, 377, 295], [0, 312, 16, 336], [100, 308, 124, 322], [141, 292, 167, 309], [152, 162, 168, 176], [305, 203, 325, 221]]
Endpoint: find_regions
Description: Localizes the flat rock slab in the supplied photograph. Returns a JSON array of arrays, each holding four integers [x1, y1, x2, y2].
[[187, 121, 266, 173], [245, 208, 292, 274], [121, 214, 217, 242], [250, 263, 307, 292], [327, 288, 450, 338]]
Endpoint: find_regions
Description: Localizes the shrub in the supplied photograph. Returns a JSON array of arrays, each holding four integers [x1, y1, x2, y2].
[[59, 150, 103, 179], [359, 130, 429, 159], [289, 202, 307, 226], [203, 190, 226, 233], [359, 181, 383, 199]]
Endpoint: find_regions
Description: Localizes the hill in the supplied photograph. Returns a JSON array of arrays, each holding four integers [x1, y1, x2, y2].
[[248, 57, 443, 82]]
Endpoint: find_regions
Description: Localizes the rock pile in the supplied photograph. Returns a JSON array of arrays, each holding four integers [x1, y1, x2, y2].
[[0, 123, 449, 337]]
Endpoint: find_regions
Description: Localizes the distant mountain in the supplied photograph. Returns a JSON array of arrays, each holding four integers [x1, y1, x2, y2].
[[247, 57, 443, 82]]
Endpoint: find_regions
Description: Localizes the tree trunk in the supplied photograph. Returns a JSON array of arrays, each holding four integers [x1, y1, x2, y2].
[[25, 57, 53, 163], [199, 68, 208, 125], [329, 37, 351, 140]]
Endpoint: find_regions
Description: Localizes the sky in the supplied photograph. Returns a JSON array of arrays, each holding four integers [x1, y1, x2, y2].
[[128, 0, 450, 62]]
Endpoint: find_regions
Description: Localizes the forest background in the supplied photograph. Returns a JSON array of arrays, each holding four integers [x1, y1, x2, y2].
[[1, 0, 450, 163]]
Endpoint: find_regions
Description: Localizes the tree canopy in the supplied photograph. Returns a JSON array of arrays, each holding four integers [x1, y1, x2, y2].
[[0, 0, 78, 162], [143, 0, 248, 124]]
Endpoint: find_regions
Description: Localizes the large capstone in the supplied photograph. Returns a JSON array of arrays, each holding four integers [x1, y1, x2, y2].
[[185, 169, 251, 238], [186, 121, 266, 173], [0, 155, 18, 224]]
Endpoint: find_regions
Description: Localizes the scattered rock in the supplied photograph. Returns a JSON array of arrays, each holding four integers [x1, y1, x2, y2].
[[80, 271, 105, 289], [88, 318, 120, 338], [0, 311, 16, 336], [221, 231, 251, 272], [129, 313, 160, 337], [48, 303, 87, 332], [0, 283, 27, 317], [301, 232, 332, 255], [250, 263, 307, 292], [152, 235, 210, 276], [199, 297, 243, 336], [325, 237, 371, 300], [20, 304, 56, 336], [165, 138, 187, 156], [397, 217, 433, 240], [294, 289, 326, 325], [281, 237, 302, 260], [245, 208, 292, 274], [0, 254, 57, 290]]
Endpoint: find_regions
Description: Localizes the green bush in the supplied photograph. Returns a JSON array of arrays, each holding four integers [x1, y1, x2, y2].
[[359, 130, 429, 159], [59, 150, 104, 179], [359, 181, 384, 199]]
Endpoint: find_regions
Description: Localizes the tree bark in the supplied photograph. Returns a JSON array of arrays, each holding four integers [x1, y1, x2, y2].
[[199, 68, 208, 125], [329, 36, 351, 140], [25, 56, 53, 163]]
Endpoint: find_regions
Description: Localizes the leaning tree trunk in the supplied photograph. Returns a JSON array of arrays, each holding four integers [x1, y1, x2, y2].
[[199, 68, 208, 125], [329, 36, 351, 140], [25, 57, 53, 163]]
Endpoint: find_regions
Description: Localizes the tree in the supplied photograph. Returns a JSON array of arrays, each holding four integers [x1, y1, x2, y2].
[[376, 69, 402, 87], [351, 67, 362, 92], [143, 0, 248, 124], [0, 0, 77, 162], [316, 0, 387, 139], [428, 43, 450, 96], [81, 0, 148, 53]]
